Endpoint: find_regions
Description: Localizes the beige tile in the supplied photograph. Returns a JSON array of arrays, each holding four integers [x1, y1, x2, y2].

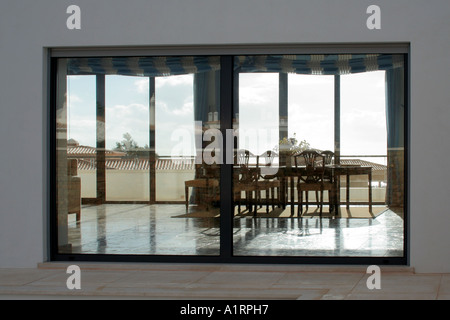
[[437, 274, 450, 294], [320, 288, 353, 300], [108, 270, 212, 288], [346, 292, 438, 300], [28, 270, 132, 288], [195, 271, 286, 288], [353, 274, 441, 294], [274, 272, 364, 290], [0, 269, 55, 286], [1, 266, 447, 300]]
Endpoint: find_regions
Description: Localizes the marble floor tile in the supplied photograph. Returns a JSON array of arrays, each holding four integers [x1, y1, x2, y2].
[[64, 204, 405, 259]]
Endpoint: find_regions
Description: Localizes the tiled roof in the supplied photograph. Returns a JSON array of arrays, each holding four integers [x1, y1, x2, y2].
[[77, 158, 195, 171], [74, 158, 386, 171], [68, 144, 387, 171], [68, 145, 126, 157], [340, 159, 387, 171]]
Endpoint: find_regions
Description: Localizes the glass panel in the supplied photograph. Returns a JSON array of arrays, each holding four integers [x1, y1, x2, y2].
[[341, 70, 388, 205], [105, 75, 150, 202], [55, 56, 221, 256], [287, 74, 334, 152], [155, 74, 195, 201], [66, 75, 97, 199], [232, 54, 405, 258], [237, 73, 279, 155], [55, 53, 405, 261]]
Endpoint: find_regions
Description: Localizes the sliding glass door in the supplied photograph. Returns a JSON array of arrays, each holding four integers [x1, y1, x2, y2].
[[232, 54, 405, 257], [52, 52, 406, 263], [55, 56, 221, 256]]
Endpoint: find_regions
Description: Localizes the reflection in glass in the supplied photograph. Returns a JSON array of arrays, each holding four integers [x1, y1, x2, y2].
[[105, 75, 150, 202], [232, 54, 405, 258], [55, 53, 405, 261], [56, 56, 221, 256]]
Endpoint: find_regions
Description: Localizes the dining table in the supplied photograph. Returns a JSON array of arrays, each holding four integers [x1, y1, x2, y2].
[[278, 165, 373, 215], [233, 163, 373, 215]]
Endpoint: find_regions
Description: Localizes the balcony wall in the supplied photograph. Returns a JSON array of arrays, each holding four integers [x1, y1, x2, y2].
[[78, 170, 386, 203]]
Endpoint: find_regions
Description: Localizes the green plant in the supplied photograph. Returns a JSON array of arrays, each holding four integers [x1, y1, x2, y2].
[[275, 133, 310, 155]]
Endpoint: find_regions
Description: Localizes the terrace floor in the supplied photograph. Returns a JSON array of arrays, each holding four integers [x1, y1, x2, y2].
[[1, 263, 449, 300]]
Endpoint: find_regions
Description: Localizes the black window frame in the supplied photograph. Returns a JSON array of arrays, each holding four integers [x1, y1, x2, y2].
[[49, 46, 409, 266]]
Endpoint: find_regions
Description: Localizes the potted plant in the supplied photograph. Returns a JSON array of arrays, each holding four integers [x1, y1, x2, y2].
[[275, 133, 310, 166]]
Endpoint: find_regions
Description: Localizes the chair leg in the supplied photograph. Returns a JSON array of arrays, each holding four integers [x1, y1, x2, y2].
[[238, 191, 242, 214], [258, 190, 262, 208], [316, 191, 319, 208], [271, 187, 275, 210], [305, 191, 309, 210], [185, 186, 189, 212], [319, 190, 324, 214], [252, 191, 255, 214], [330, 189, 336, 215], [206, 188, 210, 211], [297, 189, 302, 216], [277, 187, 281, 208]]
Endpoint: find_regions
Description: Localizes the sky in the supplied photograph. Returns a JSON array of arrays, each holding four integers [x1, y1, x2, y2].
[[236, 71, 386, 159], [66, 69, 387, 163]]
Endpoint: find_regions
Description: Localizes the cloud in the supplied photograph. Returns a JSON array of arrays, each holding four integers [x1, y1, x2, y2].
[[157, 97, 193, 117], [155, 74, 193, 89], [134, 78, 149, 93], [105, 103, 150, 148], [172, 100, 193, 116], [67, 93, 83, 104]]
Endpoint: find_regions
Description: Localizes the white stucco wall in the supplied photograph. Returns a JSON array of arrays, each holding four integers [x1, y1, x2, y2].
[[1, 0, 450, 272]]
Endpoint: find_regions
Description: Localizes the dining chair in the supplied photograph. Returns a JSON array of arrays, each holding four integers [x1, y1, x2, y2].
[[234, 149, 259, 214], [321, 150, 334, 181], [184, 163, 219, 212], [256, 150, 281, 213], [294, 150, 335, 216], [321, 150, 334, 165]]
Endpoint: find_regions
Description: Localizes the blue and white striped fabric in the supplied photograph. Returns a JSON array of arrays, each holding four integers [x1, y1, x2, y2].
[[67, 54, 403, 76], [235, 54, 404, 75], [67, 56, 221, 76]]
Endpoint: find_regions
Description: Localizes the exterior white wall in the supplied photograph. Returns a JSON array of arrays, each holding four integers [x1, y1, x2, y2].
[[79, 171, 385, 202], [1, 0, 450, 272], [79, 170, 195, 201]]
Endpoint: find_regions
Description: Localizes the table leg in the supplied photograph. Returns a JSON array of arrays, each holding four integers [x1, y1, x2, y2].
[[281, 176, 287, 209], [346, 174, 350, 209], [333, 172, 339, 215], [369, 172, 372, 212], [185, 186, 189, 212], [291, 176, 294, 215]]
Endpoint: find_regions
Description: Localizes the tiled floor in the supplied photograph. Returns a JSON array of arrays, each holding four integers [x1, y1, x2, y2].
[[0, 263, 449, 300], [65, 204, 404, 258]]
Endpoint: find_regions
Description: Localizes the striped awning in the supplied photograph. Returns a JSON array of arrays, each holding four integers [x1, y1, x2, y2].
[[235, 54, 404, 75], [67, 56, 221, 76], [66, 54, 404, 77]]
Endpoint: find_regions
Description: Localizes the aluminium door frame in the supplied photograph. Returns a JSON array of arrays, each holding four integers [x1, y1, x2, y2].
[[48, 43, 409, 265]]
